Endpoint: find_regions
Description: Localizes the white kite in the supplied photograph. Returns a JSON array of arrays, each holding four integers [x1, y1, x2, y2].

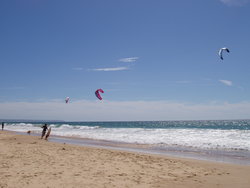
[[65, 97, 70, 103], [219, 47, 230, 60]]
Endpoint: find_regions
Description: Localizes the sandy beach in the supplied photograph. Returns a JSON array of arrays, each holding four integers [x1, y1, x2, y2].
[[0, 131, 249, 188]]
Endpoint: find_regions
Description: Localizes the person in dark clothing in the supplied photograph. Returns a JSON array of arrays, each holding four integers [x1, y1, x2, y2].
[[41, 124, 48, 139], [2, 122, 4, 130]]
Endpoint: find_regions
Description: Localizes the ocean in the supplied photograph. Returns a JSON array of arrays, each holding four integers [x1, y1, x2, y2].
[[4, 120, 250, 165]]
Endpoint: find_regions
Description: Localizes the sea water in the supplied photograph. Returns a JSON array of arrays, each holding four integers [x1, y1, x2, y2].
[[5, 120, 250, 165]]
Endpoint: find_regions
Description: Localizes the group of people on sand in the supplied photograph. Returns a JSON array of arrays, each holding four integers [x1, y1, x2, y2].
[[1, 122, 51, 140]]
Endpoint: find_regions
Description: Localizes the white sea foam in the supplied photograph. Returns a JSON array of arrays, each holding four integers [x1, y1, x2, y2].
[[5, 123, 250, 151]]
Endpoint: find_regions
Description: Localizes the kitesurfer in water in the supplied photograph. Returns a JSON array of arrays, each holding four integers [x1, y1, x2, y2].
[[41, 124, 48, 139]]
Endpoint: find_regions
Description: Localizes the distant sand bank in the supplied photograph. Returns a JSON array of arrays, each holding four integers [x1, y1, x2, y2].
[[0, 131, 249, 188]]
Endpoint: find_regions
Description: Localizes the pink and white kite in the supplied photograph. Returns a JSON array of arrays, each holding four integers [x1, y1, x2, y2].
[[65, 97, 70, 103]]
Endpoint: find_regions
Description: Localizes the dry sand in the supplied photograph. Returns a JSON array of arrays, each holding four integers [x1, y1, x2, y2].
[[0, 131, 249, 188]]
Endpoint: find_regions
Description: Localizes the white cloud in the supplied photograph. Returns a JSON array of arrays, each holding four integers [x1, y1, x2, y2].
[[1, 100, 250, 121], [91, 67, 129, 71], [220, 0, 249, 6], [119, 57, 139, 63], [219, 80, 233, 86]]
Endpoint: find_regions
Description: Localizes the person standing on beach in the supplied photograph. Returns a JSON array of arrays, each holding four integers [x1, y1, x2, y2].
[[41, 124, 48, 139], [2, 122, 4, 130]]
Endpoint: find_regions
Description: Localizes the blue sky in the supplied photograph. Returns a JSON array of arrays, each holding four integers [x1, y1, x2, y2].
[[1, 0, 250, 121]]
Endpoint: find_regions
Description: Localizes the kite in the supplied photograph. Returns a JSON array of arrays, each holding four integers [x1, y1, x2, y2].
[[95, 89, 104, 100], [65, 97, 70, 103], [219, 47, 230, 60]]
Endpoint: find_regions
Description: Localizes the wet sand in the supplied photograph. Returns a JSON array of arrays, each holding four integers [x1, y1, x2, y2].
[[48, 135, 250, 166], [0, 131, 249, 188]]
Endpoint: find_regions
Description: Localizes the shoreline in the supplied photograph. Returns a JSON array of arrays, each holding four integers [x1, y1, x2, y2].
[[1, 131, 250, 187], [10, 130, 250, 166]]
